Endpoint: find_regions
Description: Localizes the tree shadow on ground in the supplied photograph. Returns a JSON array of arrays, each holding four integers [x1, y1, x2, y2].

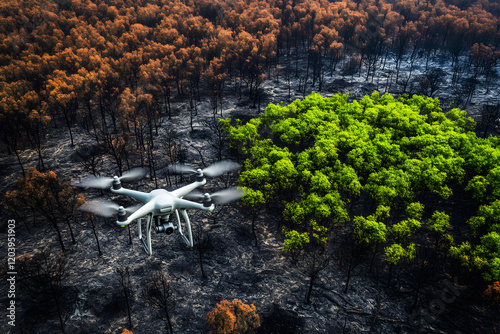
[[257, 304, 304, 334]]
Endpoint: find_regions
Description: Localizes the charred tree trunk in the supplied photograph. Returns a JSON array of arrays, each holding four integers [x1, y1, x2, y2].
[[251, 215, 258, 247], [306, 273, 316, 304], [65, 219, 77, 244], [51, 220, 66, 252], [117, 267, 133, 329]]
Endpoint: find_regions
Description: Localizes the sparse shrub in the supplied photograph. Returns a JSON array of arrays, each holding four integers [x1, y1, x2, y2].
[[483, 281, 500, 305], [206, 299, 260, 334]]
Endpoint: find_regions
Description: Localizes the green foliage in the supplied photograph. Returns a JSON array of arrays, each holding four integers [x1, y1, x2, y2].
[[241, 188, 264, 206], [406, 202, 424, 220], [283, 202, 305, 225], [221, 118, 262, 154], [366, 167, 412, 205], [476, 232, 500, 282], [487, 167, 500, 200], [467, 200, 500, 236], [353, 216, 387, 247], [384, 243, 416, 265], [241, 188, 265, 213], [465, 175, 489, 201], [450, 232, 500, 282], [427, 211, 451, 235], [225, 92, 500, 282], [389, 219, 421, 243], [282, 229, 310, 253], [374, 205, 391, 220]]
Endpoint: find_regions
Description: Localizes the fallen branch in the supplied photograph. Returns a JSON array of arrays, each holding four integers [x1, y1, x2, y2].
[[346, 309, 370, 315], [345, 309, 402, 323]]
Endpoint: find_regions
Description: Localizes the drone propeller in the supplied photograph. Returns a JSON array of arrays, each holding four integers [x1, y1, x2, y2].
[[185, 187, 245, 204], [167, 160, 239, 178], [73, 167, 146, 189], [79, 198, 142, 217]]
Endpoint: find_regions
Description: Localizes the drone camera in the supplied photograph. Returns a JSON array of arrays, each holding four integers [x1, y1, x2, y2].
[[156, 222, 176, 235]]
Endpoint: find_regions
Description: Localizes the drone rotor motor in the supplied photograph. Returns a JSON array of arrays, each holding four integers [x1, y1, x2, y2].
[[195, 169, 204, 182], [117, 206, 127, 222], [203, 193, 212, 207], [112, 176, 122, 190]]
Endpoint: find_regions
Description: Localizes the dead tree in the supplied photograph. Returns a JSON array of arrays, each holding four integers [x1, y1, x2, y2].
[[72, 144, 103, 176], [202, 117, 226, 161], [142, 271, 175, 334], [193, 219, 212, 279], [82, 212, 103, 256], [17, 248, 69, 333], [454, 76, 480, 109], [478, 103, 500, 137], [425, 68, 446, 98], [116, 267, 133, 329], [296, 242, 331, 304], [337, 233, 363, 293]]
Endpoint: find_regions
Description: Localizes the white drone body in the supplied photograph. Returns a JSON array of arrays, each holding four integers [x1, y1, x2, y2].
[[77, 161, 241, 255]]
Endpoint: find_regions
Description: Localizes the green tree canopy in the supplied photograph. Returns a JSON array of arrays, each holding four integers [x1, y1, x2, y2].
[[225, 91, 500, 282]]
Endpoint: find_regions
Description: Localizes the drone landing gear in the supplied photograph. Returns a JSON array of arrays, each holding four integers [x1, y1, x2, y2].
[[175, 209, 194, 248], [138, 214, 154, 255], [137, 210, 194, 256]]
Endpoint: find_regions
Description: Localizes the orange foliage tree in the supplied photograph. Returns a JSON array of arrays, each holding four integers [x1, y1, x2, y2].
[[206, 299, 260, 334], [5, 168, 85, 251], [45, 69, 83, 146], [483, 281, 500, 306]]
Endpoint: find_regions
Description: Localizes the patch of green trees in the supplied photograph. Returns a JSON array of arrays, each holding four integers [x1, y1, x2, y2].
[[224, 92, 500, 284]]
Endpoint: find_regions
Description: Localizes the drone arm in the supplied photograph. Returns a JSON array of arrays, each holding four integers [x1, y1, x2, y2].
[[111, 187, 150, 203], [171, 179, 206, 198], [119, 201, 155, 226], [173, 197, 215, 212]]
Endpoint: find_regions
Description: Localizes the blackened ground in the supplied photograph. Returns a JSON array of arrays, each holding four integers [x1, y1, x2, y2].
[[1, 53, 499, 334]]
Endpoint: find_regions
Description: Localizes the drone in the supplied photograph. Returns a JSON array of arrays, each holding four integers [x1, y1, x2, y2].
[[74, 161, 243, 255]]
